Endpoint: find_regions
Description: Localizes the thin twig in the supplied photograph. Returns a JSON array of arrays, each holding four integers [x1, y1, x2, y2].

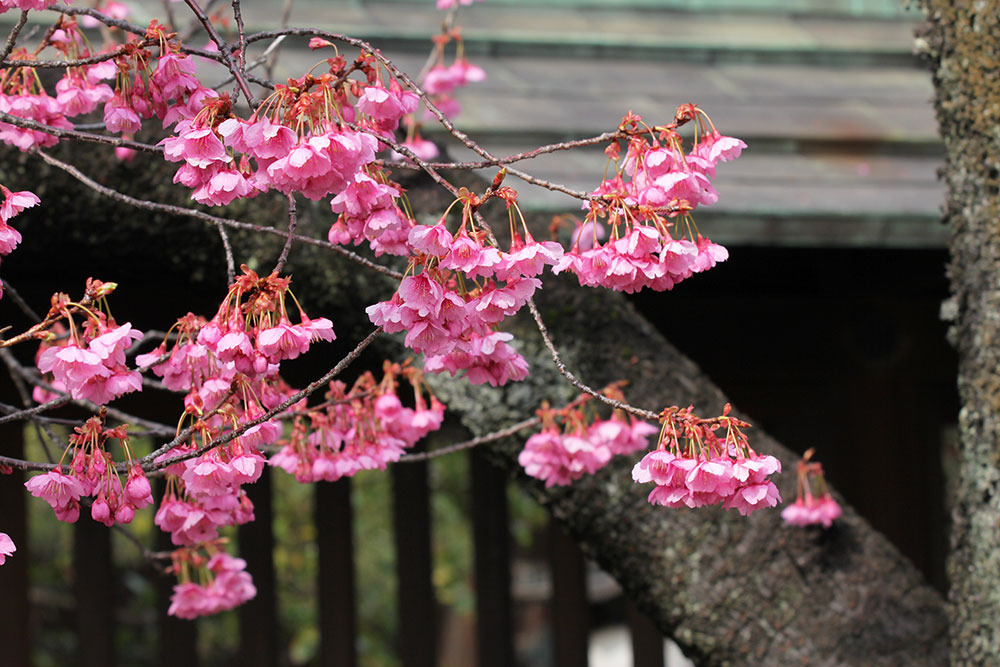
[[231, 0, 248, 103], [1, 280, 43, 324], [398, 415, 540, 462], [35, 150, 404, 280], [274, 192, 296, 274], [182, 0, 257, 108], [0, 10, 29, 62], [381, 130, 625, 174], [0, 111, 162, 153], [54, 6, 148, 36], [111, 523, 172, 572], [2, 38, 156, 69], [0, 348, 59, 463], [526, 298, 659, 421], [265, 0, 293, 80], [0, 394, 71, 427], [215, 220, 236, 285]]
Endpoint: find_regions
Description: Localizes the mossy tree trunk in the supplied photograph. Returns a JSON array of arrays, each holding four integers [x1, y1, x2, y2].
[[916, 4, 1000, 664], [428, 276, 948, 666]]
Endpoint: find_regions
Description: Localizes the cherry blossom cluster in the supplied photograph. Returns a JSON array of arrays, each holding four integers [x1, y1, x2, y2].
[[420, 30, 485, 121], [0, 14, 123, 150], [0, 184, 39, 298], [0, 0, 63, 13], [167, 547, 256, 619], [556, 107, 743, 293], [781, 448, 842, 528], [518, 385, 658, 487], [155, 40, 426, 216], [632, 404, 781, 515], [368, 186, 561, 386], [137, 266, 333, 545], [272, 361, 445, 482], [24, 415, 154, 525], [33, 279, 144, 406]]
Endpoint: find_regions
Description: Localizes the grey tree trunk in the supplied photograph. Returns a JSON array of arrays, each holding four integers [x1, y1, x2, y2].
[[916, 3, 1000, 664], [429, 275, 948, 666]]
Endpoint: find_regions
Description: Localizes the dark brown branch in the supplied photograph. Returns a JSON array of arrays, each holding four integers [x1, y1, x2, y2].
[[181, 0, 257, 108], [273, 192, 296, 274], [0, 111, 161, 153], [0, 10, 29, 62]]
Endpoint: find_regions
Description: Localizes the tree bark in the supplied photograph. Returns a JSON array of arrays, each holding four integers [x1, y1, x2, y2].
[[427, 276, 948, 666], [915, 3, 1000, 664]]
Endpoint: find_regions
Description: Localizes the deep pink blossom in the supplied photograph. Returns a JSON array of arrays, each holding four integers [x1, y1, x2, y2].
[[25, 470, 87, 512]]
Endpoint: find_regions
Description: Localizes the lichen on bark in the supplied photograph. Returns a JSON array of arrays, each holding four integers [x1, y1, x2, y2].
[[915, 3, 1000, 664]]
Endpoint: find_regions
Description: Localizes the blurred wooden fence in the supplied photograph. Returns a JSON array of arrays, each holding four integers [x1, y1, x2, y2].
[[0, 425, 670, 667]]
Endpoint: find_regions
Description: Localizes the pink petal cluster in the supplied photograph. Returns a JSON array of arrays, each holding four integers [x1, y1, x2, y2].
[[781, 494, 842, 528], [271, 366, 446, 483], [138, 269, 335, 391], [55, 68, 113, 117], [782, 450, 841, 528], [556, 108, 743, 293], [555, 227, 727, 293], [25, 470, 87, 522], [421, 57, 485, 119], [633, 450, 781, 515], [155, 481, 256, 546], [368, 223, 565, 386], [519, 393, 657, 487], [217, 115, 380, 201], [37, 322, 143, 405], [0, 185, 38, 271], [0, 90, 73, 150], [25, 417, 154, 526], [632, 405, 781, 515], [356, 80, 419, 135], [168, 552, 256, 619], [136, 270, 335, 544], [0, 532, 14, 565], [98, 43, 215, 138], [0, 0, 64, 12]]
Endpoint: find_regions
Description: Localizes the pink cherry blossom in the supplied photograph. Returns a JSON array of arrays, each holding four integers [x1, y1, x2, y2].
[[0, 532, 14, 565], [25, 470, 87, 512], [0, 185, 39, 223]]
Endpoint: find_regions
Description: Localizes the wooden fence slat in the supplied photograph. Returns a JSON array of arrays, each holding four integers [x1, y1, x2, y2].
[[627, 600, 666, 667], [74, 513, 115, 667], [316, 477, 358, 667], [471, 449, 514, 667], [550, 520, 590, 667], [0, 425, 30, 667], [238, 466, 279, 667], [392, 448, 437, 667]]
